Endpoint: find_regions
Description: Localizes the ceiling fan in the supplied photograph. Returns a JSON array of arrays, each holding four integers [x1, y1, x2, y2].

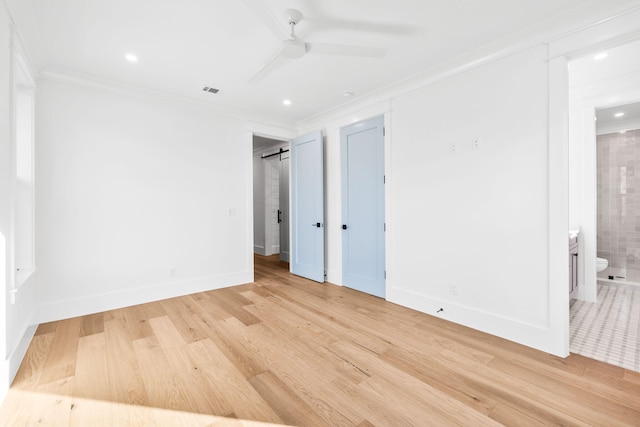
[[244, 2, 388, 84]]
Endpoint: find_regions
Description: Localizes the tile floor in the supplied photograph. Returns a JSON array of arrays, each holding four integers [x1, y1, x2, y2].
[[598, 266, 640, 283], [570, 281, 640, 372]]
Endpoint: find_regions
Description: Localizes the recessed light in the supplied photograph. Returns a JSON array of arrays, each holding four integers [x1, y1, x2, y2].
[[343, 91, 354, 97], [283, 99, 291, 106], [614, 112, 625, 118], [125, 53, 138, 62], [593, 52, 608, 61], [620, 130, 627, 134]]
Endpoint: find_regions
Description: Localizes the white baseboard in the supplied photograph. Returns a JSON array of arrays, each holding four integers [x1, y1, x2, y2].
[[37, 271, 253, 324], [254, 245, 266, 256], [387, 286, 564, 357], [6, 308, 38, 386], [325, 268, 342, 285]]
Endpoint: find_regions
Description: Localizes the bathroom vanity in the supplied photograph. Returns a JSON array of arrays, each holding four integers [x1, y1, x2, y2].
[[569, 232, 579, 298]]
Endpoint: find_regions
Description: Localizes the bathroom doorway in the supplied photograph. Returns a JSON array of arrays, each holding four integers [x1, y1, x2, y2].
[[568, 39, 640, 372]]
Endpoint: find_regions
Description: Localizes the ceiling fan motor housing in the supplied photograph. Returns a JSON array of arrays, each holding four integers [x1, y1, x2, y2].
[[284, 9, 303, 25]]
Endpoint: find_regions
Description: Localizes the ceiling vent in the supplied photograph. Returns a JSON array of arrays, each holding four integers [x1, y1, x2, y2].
[[202, 86, 219, 94]]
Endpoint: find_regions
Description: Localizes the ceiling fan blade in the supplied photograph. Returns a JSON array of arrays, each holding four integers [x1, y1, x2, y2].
[[248, 53, 286, 84], [242, 0, 289, 40], [305, 43, 387, 58]]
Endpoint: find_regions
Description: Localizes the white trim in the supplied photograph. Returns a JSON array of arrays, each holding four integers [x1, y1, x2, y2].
[[388, 287, 561, 354], [246, 121, 298, 141], [39, 71, 298, 129], [37, 271, 253, 324], [547, 53, 571, 356], [548, 7, 640, 59], [7, 317, 37, 384]]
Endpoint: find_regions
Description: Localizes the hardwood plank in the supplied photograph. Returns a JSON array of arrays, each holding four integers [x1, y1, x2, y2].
[[330, 339, 504, 426], [131, 334, 193, 411], [72, 333, 111, 402], [624, 368, 640, 385], [141, 299, 167, 319], [438, 349, 604, 426], [160, 295, 212, 343], [34, 321, 57, 336], [489, 401, 550, 427], [487, 355, 640, 425], [122, 304, 153, 340], [248, 370, 331, 426], [38, 317, 81, 385], [103, 318, 148, 406], [187, 338, 283, 423], [80, 312, 104, 337], [380, 346, 498, 415], [204, 288, 261, 326], [147, 315, 234, 416], [209, 316, 271, 379], [11, 333, 54, 389]]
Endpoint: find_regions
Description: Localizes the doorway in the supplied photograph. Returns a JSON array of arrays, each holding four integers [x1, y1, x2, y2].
[[252, 136, 289, 262], [568, 38, 640, 371]]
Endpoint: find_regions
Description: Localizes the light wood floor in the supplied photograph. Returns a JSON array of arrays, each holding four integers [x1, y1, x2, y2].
[[2, 255, 639, 426]]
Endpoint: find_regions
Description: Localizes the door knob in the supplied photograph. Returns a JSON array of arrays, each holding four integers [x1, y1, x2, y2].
[[311, 222, 322, 228], [342, 224, 348, 230]]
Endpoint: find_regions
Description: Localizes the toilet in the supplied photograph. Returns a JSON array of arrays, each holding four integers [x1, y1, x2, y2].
[[596, 257, 608, 272]]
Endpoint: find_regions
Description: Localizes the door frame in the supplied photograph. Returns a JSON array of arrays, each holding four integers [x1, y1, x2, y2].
[[308, 102, 393, 289], [247, 124, 298, 278], [547, 10, 640, 357]]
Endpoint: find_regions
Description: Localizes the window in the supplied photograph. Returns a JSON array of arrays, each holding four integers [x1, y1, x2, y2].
[[12, 44, 36, 291]]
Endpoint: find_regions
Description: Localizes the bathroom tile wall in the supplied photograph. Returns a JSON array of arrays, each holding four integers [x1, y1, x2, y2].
[[597, 128, 640, 280]]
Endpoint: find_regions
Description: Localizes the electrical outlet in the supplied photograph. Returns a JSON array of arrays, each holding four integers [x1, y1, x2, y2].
[[449, 283, 458, 296], [471, 138, 481, 150], [449, 143, 457, 153], [169, 267, 176, 277]]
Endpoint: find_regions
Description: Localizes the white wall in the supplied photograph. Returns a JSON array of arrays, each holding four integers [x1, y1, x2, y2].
[[35, 78, 253, 322], [389, 45, 555, 351]]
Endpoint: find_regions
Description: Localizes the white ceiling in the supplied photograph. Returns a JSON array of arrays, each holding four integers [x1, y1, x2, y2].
[[9, 0, 606, 125], [597, 101, 640, 126]]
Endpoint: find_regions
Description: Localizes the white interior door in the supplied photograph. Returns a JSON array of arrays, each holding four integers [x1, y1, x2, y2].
[[341, 116, 385, 297], [291, 131, 324, 282]]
